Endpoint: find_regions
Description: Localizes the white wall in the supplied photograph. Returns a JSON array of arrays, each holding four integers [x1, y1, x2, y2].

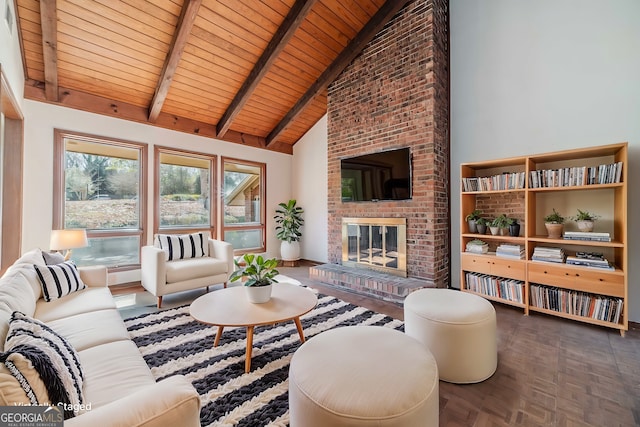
[[21, 101, 293, 265], [450, 0, 640, 321], [292, 115, 328, 263], [0, 0, 24, 103]]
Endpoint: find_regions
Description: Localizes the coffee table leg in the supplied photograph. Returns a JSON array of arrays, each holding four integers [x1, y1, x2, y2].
[[245, 326, 254, 373], [214, 326, 224, 347], [294, 317, 306, 343]]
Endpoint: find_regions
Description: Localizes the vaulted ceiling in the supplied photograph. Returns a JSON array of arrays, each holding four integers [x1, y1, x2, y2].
[[15, 0, 411, 154]]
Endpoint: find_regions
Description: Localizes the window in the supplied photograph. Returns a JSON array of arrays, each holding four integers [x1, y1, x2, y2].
[[155, 147, 216, 236], [53, 130, 147, 268], [222, 158, 265, 252]]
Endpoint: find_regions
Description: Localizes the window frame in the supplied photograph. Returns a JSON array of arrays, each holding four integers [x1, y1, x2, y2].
[[153, 146, 217, 237], [53, 129, 148, 270], [221, 156, 266, 254]]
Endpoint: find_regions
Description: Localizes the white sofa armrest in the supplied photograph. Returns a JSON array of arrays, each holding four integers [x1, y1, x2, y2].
[[65, 376, 201, 427], [209, 239, 234, 279], [141, 245, 166, 296], [78, 265, 108, 288]]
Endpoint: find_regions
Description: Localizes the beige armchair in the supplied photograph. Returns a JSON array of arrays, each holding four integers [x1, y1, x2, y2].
[[141, 235, 233, 308]]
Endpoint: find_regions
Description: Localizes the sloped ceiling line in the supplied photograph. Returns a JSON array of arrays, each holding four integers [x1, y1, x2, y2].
[[266, 0, 413, 146], [215, 0, 317, 139], [148, 0, 203, 123]]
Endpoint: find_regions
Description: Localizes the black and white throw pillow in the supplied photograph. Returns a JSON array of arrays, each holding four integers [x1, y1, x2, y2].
[[34, 261, 86, 302], [157, 232, 208, 261], [0, 311, 85, 419]]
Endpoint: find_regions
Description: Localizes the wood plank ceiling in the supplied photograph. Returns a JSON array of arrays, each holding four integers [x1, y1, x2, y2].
[[15, 0, 411, 154]]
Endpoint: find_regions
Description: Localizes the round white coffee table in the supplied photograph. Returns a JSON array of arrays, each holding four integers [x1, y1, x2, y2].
[[189, 282, 317, 372]]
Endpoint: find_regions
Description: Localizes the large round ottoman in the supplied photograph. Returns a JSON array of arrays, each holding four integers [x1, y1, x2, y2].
[[288, 326, 439, 427], [404, 288, 497, 384]]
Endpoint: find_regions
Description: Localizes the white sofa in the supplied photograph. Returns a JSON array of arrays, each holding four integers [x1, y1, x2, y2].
[[141, 236, 234, 308], [0, 248, 201, 426]]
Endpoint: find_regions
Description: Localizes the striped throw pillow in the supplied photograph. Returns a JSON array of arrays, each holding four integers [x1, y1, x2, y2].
[[1, 311, 85, 419], [157, 232, 208, 261], [34, 261, 87, 302]]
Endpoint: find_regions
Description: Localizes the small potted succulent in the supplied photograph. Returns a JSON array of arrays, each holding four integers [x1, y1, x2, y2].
[[230, 254, 280, 303], [570, 209, 600, 232], [465, 209, 482, 233], [475, 217, 488, 235], [491, 214, 510, 236], [544, 208, 565, 239]]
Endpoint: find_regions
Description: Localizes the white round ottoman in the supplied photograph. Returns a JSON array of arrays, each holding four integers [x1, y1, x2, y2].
[[288, 326, 439, 427], [404, 288, 497, 384]]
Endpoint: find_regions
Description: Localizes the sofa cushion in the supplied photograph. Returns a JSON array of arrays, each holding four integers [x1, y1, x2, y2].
[[4, 248, 45, 300], [1, 312, 85, 419], [34, 287, 116, 323], [34, 261, 86, 302], [43, 251, 66, 265], [157, 232, 208, 261], [0, 276, 38, 350], [78, 340, 155, 409], [165, 256, 228, 284], [46, 309, 131, 352]]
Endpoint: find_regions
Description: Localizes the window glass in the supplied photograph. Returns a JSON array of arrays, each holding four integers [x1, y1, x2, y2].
[[222, 159, 265, 252], [159, 152, 210, 228], [55, 132, 146, 268]]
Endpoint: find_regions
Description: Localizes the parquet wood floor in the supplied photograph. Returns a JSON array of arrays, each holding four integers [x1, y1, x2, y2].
[[113, 263, 640, 426]]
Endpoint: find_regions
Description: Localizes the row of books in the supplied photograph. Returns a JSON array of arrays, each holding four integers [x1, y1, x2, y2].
[[531, 246, 565, 263], [529, 161, 623, 188], [465, 272, 525, 303], [563, 231, 611, 242], [530, 284, 623, 324], [496, 243, 525, 259], [461, 172, 526, 192]]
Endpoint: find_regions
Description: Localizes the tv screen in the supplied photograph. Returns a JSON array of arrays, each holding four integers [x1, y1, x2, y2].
[[341, 148, 412, 202]]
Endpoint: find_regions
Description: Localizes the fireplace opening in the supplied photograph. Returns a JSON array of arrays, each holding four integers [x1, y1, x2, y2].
[[341, 218, 407, 277]]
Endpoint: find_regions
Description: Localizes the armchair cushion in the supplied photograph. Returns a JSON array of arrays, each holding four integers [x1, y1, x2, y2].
[[165, 257, 228, 284], [157, 232, 208, 261]]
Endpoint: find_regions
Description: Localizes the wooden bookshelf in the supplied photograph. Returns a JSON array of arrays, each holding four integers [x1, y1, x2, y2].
[[460, 142, 628, 335]]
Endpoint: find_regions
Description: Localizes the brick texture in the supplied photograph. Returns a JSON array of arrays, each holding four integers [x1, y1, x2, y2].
[[326, 0, 449, 287]]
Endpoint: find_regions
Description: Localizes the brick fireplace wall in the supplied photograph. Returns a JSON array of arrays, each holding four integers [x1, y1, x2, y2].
[[326, 0, 450, 287]]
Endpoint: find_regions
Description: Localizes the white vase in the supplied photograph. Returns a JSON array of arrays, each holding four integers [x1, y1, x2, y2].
[[280, 241, 301, 261], [576, 220, 594, 232], [245, 284, 272, 303]]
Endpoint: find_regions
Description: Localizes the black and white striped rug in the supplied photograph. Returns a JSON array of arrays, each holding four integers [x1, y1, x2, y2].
[[124, 293, 403, 427]]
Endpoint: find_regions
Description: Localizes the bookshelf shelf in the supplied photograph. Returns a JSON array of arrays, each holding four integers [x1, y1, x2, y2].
[[460, 142, 628, 335]]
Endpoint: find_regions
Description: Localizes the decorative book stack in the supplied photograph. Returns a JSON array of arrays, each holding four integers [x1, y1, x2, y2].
[[563, 231, 611, 242], [532, 246, 565, 263], [566, 252, 614, 270], [465, 239, 488, 254], [496, 244, 525, 259]]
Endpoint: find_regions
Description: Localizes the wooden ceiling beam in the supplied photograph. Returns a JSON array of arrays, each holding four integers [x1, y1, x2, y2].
[[39, 0, 59, 102], [266, 0, 412, 147], [148, 0, 202, 123], [216, 0, 317, 138], [23, 80, 292, 155]]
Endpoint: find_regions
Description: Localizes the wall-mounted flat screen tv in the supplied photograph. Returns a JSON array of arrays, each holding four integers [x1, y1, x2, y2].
[[341, 147, 412, 202]]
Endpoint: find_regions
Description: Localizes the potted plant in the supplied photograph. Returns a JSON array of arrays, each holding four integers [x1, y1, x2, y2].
[[544, 208, 565, 239], [508, 218, 520, 237], [229, 253, 280, 303], [491, 214, 510, 236], [570, 209, 600, 232], [476, 217, 488, 235], [274, 199, 305, 261], [465, 209, 482, 233]]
